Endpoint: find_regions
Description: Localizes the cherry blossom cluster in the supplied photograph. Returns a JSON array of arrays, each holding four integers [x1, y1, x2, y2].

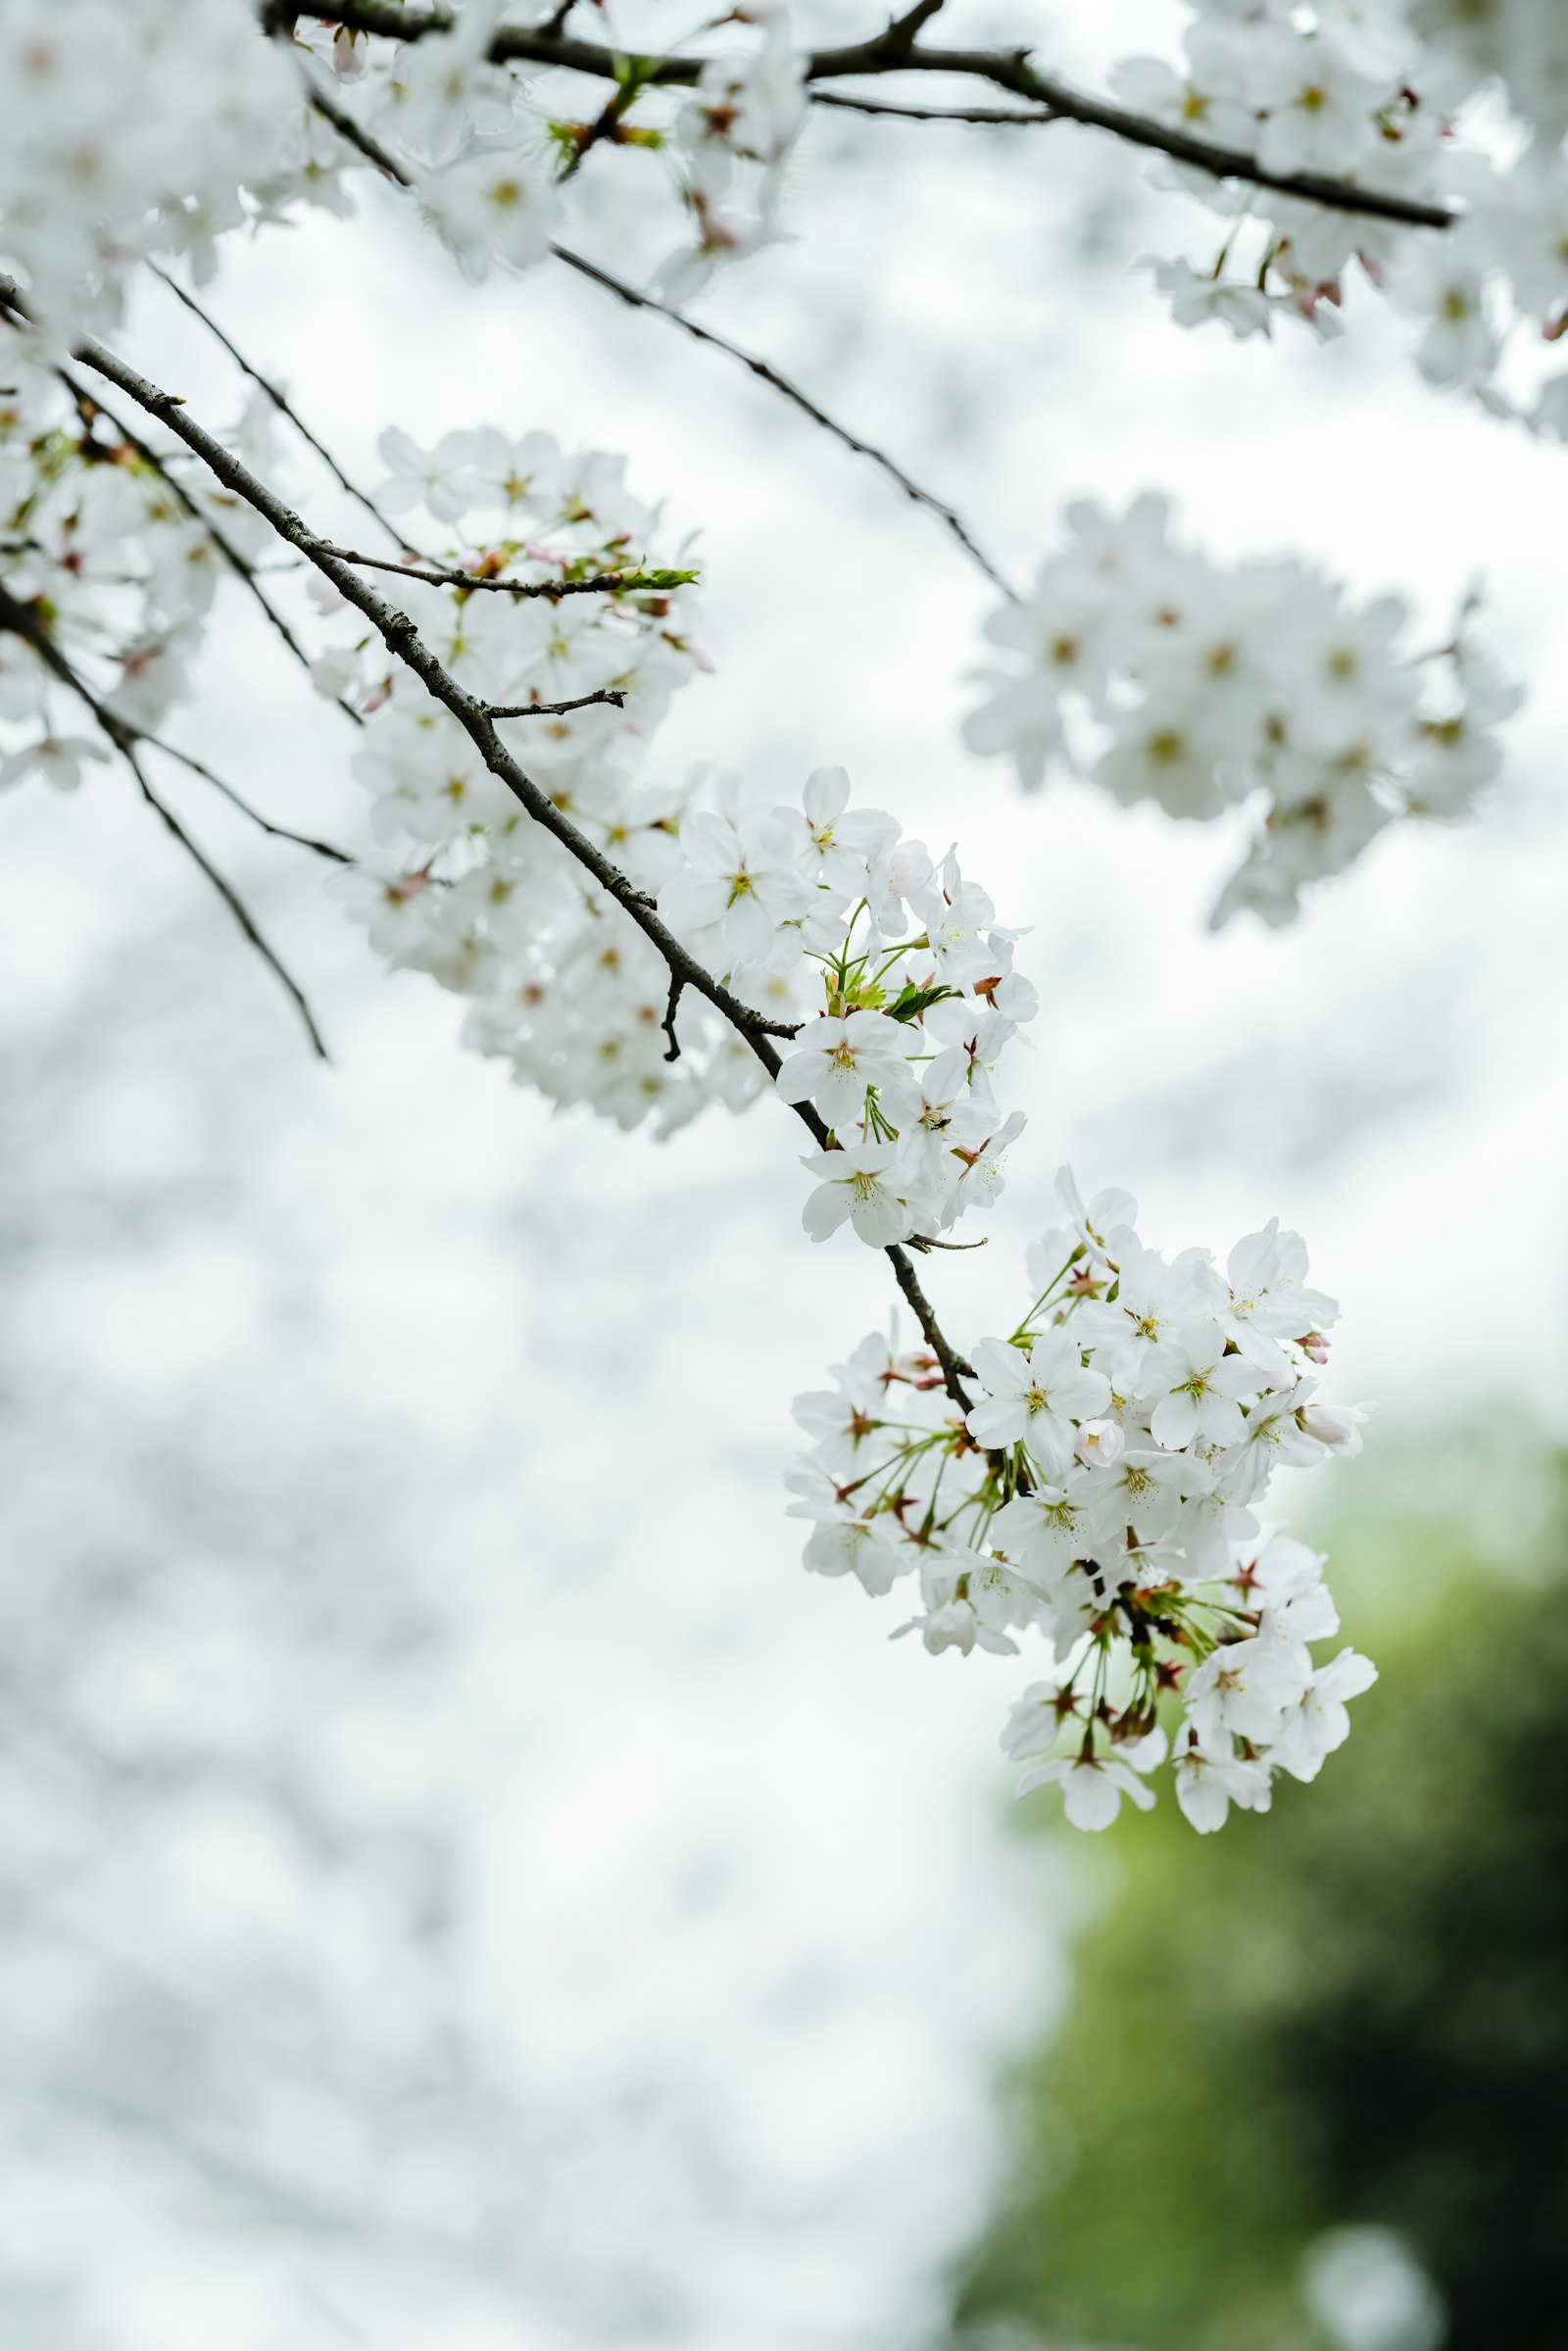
[[322, 423, 742, 1132], [296, 1, 806, 299], [0, 337, 274, 772], [327, 417, 1042, 1181], [1125, 0, 1568, 436], [0, 0, 346, 343], [0, 0, 808, 346], [662, 795, 1040, 1247], [789, 1172, 1376, 1833], [963, 493, 1518, 927]]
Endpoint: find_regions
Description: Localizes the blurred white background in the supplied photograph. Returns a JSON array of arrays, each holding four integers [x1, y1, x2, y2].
[[4, 1, 1567, 2341]]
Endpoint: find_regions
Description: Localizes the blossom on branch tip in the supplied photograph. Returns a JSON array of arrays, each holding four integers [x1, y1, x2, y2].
[[790, 1171, 1372, 1837]]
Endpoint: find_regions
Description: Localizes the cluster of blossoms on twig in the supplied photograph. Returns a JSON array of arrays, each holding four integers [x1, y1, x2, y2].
[[330, 418, 1041, 1206], [0, 0, 807, 343], [323, 423, 731, 1130], [1129, 0, 1568, 436], [790, 1172, 1375, 1833], [0, 13, 1396, 1846], [0, 0, 349, 342], [300, 0, 807, 298], [0, 341, 277, 764], [963, 493, 1519, 927]]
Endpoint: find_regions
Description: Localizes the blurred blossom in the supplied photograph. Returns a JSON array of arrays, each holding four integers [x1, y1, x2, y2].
[[1303, 2228, 1447, 2351]]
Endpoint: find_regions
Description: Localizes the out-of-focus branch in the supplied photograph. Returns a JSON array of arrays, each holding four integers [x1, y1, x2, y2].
[[54, 361, 364, 731], [45, 299, 977, 1406], [812, 91, 1054, 127], [551, 245, 1020, 602], [147, 262, 427, 559], [0, 579, 332, 1059], [144, 735, 354, 864], [272, 2, 1458, 230]]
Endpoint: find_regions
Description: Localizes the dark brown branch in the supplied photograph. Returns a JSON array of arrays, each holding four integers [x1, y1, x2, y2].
[[888, 1243, 975, 1398], [662, 971, 684, 1063], [324, 545, 691, 599], [0, 579, 331, 1058], [483, 688, 626, 718], [551, 244, 1020, 602], [50, 297, 982, 1404], [147, 262, 426, 559], [278, 2, 1458, 231]]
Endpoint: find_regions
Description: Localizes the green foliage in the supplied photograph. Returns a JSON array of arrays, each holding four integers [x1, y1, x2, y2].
[[955, 1468, 1568, 2351]]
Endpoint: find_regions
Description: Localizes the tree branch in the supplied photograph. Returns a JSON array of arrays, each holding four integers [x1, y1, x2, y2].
[[143, 734, 353, 863], [0, 579, 332, 1058], [323, 545, 695, 599], [277, 3, 1458, 231], [812, 91, 1054, 128], [482, 688, 626, 718], [44, 294, 980, 1405], [123, 748, 334, 1061], [147, 262, 427, 560], [551, 244, 1020, 602]]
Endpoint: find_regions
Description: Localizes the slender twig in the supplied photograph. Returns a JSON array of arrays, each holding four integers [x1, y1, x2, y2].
[[144, 735, 353, 863], [484, 688, 626, 718], [662, 972, 684, 1063], [324, 544, 692, 599], [147, 262, 426, 559], [297, 76, 1017, 601], [813, 91, 1054, 127], [124, 748, 332, 1059], [551, 244, 1020, 602], [0, 578, 331, 1057], [44, 295, 976, 1402], [277, 1, 1459, 231]]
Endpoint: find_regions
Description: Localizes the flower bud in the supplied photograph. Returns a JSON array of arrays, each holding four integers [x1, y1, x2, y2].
[[1298, 1402, 1360, 1454], [1077, 1417, 1126, 1468]]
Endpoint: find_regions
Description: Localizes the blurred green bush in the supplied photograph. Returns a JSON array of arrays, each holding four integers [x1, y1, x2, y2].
[[953, 1457, 1568, 2351]]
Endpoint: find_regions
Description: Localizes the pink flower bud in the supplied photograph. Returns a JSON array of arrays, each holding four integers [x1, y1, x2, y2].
[[1300, 1330, 1330, 1364]]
